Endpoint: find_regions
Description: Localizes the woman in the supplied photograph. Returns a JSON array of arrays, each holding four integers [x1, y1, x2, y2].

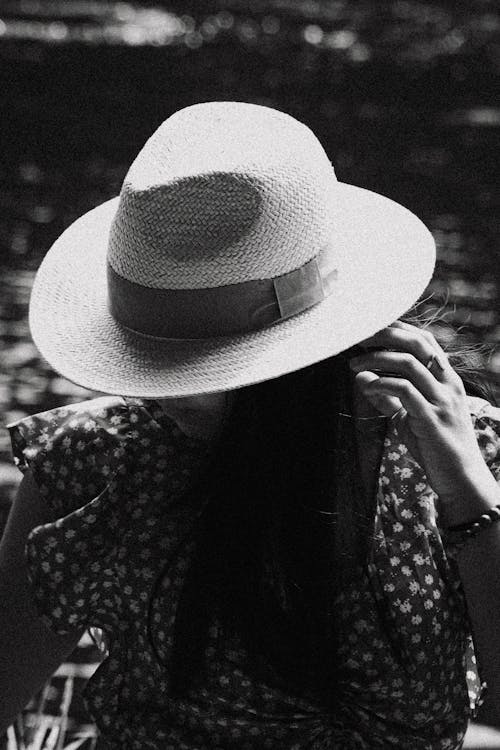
[[1, 101, 500, 749]]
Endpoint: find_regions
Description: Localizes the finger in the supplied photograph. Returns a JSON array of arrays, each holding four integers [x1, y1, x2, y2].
[[387, 320, 463, 386], [354, 371, 403, 418], [350, 350, 443, 403], [360, 375, 431, 419], [388, 320, 448, 359], [361, 321, 444, 359], [358, 324, 451, 381]]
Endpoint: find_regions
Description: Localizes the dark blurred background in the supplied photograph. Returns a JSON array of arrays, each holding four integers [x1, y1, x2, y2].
[[1, 0, 500, 513], [0, 1, 499, 742]]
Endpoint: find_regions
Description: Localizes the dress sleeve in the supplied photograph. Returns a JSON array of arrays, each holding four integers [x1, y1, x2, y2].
[[366, 396, 500, 725], [7, 396, 134, 635], [460, 399, 500, 712]]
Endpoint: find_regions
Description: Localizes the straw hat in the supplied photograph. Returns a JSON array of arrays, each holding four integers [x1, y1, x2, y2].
[[29, 101, 435, 397]]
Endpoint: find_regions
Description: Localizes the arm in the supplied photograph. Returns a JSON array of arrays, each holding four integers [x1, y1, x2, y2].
[[350, 320, 500, 725], [0, 471, 84, 733], [457, 516, 500, 727], [427, 420, 500, 727]]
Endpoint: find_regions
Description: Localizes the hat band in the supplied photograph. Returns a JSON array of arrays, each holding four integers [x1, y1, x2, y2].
[[107, 246, 338, 340]]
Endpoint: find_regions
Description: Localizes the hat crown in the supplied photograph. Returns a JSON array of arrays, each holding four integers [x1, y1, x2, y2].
[[107, 102, 338, 290]]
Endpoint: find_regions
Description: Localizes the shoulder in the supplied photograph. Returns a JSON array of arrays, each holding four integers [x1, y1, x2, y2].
[[6, 396, 151, 518], [466, 394, 500, 434], [7, 394, 131, 450], [466, 394, 500, 421], [7, 395, 132, 472], [467, 395, 500, 476], [7, 393, 127, 431]]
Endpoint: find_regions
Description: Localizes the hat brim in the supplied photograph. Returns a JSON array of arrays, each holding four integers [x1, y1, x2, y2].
[[29, 183, 435, 397]]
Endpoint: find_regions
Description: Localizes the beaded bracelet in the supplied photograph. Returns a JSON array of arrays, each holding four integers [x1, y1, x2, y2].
[[444, 504, 500, 547]]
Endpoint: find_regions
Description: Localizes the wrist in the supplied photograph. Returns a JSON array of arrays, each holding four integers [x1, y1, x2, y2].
[[439, 464, 500, 529]]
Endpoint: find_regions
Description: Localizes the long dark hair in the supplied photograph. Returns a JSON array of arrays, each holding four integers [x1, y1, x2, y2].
[[163, 298, 498, 701]]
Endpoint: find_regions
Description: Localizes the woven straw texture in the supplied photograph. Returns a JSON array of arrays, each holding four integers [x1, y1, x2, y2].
[[28, 102, 436, 397], [108, 102, 337, 289]]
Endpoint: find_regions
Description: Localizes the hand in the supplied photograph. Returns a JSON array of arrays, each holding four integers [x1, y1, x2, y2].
[[348, 320, 498, 511]]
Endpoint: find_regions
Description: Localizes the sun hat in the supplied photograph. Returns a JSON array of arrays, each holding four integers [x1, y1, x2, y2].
[[29, 101, 436, 397]]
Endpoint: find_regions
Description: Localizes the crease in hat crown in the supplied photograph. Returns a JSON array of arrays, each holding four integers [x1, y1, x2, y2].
[[107, 101, 339, 291]]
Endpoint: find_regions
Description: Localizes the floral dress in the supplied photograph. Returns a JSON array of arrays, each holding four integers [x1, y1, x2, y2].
[[7, 394, 500, 750]]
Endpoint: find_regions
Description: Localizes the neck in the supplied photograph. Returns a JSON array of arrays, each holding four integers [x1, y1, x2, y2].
[[156, 391, 234, 441]]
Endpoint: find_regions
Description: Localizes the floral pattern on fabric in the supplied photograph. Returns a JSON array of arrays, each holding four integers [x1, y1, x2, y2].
[[7, 394, 500, 750]]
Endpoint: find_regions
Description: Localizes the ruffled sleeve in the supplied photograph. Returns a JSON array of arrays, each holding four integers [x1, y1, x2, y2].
[[7, 396, 136, 635]]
